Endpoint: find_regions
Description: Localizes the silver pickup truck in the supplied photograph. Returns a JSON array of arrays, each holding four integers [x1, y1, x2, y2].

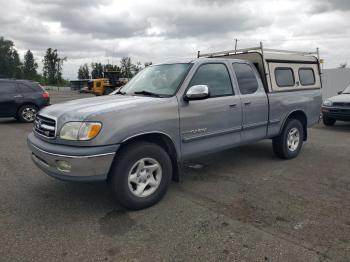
[[27, 45, 322, 209]]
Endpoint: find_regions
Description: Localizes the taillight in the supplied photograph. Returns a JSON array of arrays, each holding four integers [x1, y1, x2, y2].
[[42, 91, 49, 99]]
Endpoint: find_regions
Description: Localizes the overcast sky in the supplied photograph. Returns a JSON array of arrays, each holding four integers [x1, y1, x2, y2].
[[1, 0, 350, 79]]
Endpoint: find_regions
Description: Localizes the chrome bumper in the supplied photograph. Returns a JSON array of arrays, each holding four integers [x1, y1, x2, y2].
[[27, 133, 119, 182]]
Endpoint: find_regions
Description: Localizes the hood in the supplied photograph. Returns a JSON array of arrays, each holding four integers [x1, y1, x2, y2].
[[40, 94, 161, 121], [327, 94, 350, 103]]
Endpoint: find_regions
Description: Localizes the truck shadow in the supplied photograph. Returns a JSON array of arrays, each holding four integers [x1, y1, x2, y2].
[[0, 118, 19, 124], [317, 122, 350, 132]]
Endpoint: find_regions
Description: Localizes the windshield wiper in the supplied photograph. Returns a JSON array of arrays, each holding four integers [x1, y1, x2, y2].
[[134, 90, 163, 97]]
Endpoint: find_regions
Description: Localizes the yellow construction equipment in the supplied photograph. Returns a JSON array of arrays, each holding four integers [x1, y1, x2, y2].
[[88, 71, 128, 96]]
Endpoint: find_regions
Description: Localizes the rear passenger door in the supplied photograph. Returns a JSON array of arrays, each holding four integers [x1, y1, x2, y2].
[[0, 81, 20, 117], [232, 63, 268, 142], [179, 62, 242, 159]]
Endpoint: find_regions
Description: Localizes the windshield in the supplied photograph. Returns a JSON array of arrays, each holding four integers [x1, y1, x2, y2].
[[343, 83, 350, 94], [120, 63, 191, 97]]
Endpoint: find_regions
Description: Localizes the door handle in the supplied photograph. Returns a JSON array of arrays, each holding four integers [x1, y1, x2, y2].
[[229, 104, 237, 108], [14, 95, 23, 98], [244, 101, 251, 106]]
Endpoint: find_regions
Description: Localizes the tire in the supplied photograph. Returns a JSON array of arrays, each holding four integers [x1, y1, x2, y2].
[[103, 88, 114, 95], [272, 119, 304, 160], [322, 115, 336, 126], [108, 141, 172, 210], [17, 104, 38, 123]]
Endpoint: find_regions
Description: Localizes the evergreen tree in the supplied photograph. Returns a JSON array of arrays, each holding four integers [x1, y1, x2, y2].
[[120, 57, 132, 78], [91, 62, 104, 79], [144, 62, 152, 68], [0, 36, 22, 78], [132, 61, 142, 75], [42, 48, 66, 85], [23, 50, 38, 80], [77, 64, 90, 79]]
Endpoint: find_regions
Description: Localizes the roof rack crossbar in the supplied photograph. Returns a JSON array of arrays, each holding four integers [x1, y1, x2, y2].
[[198, 44, 318, 58]]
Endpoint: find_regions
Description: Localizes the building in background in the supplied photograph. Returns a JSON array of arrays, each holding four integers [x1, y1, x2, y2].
[[321, 68, 350, 99]]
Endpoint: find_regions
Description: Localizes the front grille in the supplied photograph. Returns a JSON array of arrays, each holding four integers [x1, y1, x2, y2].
[[333, 102, 350, 107], [330, 108, 350, 115], [34, 114, 56, 138]]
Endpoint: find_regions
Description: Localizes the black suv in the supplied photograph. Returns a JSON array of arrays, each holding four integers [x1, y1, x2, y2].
[[0, 79, 50, 123]]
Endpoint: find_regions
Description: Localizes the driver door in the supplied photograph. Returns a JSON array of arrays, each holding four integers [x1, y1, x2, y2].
[[178, 62, 242, 159]]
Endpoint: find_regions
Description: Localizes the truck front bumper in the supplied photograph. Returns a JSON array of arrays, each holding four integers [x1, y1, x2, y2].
[[27, 133, 120, 182], [322, 106, 350, 121]]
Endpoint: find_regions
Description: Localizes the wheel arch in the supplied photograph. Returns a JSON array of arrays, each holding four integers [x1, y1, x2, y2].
[[117, 132, 180, 182], [281, 110, 308, 141]]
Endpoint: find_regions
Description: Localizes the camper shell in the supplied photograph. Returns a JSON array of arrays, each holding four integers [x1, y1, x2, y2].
[[197, 43, 322, 93]]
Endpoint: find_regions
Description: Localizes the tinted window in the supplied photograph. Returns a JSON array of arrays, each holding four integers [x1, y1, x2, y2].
[[299, 68, 315, 86], [232, 63, 259, 95], [19, 83, 36, 93], [275, 68, 295, 87], [189, 63, 233, 97], [0, 82, 16, 94]]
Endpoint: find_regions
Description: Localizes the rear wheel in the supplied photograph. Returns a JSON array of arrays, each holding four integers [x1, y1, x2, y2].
[[272, 119, 304, 159], [108, 142, 172, 210], [322, 115, 336, 126], [103, 88, 114, 95], [17, 104, 38, 123]]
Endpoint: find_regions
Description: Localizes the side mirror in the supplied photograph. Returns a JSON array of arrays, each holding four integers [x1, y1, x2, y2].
[[184, 85, 209, 101], [338, 91, 343, 95]]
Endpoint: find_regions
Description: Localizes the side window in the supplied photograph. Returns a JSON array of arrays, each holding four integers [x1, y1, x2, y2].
[[189, 63, 233, 97], [275, 68, 295, 87], [232, 63, 259, 95], [299, 68, 315, 86], [0, 82, 16, 94], [96, 82, 101, 88]]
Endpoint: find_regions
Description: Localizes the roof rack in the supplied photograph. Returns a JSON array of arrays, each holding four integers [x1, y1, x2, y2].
[[197, 42, 320, 60]]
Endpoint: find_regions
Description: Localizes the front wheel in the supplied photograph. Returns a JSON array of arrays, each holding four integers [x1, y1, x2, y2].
[[272, 119, 304, 159], [108, 142, 172, 210], [323, 115, 336, 126]]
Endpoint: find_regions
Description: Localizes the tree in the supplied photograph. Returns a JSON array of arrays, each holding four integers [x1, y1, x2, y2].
[[91, 62, 104, 79], [23, 50, 38, 80], [144, 62, 152, 68], [42, 48, 67, 85], [0, 36, 22, 78], [104, 63, 120, 72], [131, 61, 142, 75], [120, 57, 132, 78], [338, 63, 347, 69], [77, 64, 90, 79]]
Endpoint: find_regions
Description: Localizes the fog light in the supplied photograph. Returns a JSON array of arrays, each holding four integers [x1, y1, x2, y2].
[[56, 160, 72, 172]]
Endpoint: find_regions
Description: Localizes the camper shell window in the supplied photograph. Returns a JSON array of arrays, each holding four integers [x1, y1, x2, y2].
[[275, 68, 295, 87]]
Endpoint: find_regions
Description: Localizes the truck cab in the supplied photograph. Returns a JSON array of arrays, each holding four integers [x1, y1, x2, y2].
[[27, 45, 322, 210]]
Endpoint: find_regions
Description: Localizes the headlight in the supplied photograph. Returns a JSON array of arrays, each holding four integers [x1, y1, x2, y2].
[[323, 100, 333, 107], [59, 122, 102, 141]]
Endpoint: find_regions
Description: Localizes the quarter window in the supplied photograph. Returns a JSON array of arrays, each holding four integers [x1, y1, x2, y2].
[[299, 68, 315, 86], [232, 63, 259, 95], [19, 83, 35, 93], [275, 68, 295, 87], [189, 63, 233, 97]]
